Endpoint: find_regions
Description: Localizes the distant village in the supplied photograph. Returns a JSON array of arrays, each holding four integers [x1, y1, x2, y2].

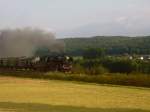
[[110, 54, 150, 61], [127, 54, 150, 61]]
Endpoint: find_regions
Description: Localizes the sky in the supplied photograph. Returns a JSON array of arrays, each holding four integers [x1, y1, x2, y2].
[[0, 0, 150, 38]]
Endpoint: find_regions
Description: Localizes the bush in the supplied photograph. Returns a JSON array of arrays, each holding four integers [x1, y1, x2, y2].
[[0, 70, 150, 88], [72, 64, 85, 74], [101, 58, 139, 74], [85, 65, 108, 75], [73, 60, 108, 75]]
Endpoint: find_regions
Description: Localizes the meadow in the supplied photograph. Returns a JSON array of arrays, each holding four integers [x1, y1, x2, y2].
[[0, 76, 150, 112], [0, 71, 150, 88]]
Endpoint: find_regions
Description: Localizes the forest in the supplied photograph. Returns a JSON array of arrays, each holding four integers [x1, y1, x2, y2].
[[60, 36, 150, 56]]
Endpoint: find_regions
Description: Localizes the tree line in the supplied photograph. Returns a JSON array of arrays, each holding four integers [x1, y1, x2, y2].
[[60, 36, 150, 56], [72, 48, 150, 75]]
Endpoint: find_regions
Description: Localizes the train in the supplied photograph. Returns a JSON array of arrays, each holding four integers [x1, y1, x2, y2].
[[0, 55, 73, 72]]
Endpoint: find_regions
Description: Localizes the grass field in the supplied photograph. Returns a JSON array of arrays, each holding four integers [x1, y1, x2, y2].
[[0, 76, 150, 112]]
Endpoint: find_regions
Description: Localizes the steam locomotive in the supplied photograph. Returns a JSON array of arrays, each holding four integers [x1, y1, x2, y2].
[[0, 55, 73, 72]]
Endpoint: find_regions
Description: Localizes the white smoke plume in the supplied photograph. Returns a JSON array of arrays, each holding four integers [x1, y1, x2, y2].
[[0, 28, 64, 57]]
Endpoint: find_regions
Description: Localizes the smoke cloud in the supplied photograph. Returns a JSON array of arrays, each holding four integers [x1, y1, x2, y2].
[[0, 28, 64, 57]]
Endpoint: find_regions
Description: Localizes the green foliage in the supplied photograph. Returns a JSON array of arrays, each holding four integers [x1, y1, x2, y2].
[[84, 65, 108, 75], [83, 48, 105, 59], [60, 36, 150, 56], [73, 56, 150, 74], [72, 64, 85, 74], [101, 58, 137, 74]]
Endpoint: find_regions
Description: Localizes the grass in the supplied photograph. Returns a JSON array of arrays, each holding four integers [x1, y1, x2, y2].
[[0, 70, 150, 88], [0, 76, 150, 112]]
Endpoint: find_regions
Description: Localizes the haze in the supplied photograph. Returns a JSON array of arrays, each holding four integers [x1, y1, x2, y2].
[[0, 0, 150, 38]]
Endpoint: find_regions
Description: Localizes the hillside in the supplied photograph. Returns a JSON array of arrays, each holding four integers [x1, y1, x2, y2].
[[60, 36, 150, 56]]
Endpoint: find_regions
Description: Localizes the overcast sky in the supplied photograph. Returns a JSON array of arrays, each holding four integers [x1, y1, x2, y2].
[[0, 0, 150, 38]]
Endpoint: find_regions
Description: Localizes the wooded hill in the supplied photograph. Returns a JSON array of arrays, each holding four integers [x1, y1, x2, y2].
[[60, 36, 150, 56]]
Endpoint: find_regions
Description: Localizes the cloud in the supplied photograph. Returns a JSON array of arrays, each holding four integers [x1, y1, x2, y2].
[[115, 17, 128, 24]]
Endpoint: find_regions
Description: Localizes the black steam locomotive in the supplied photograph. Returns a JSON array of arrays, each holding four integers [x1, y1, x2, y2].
[[0, 55, 73, 72]]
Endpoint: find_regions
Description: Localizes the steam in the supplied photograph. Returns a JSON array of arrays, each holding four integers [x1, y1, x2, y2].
[[0, 28, 64, 57]]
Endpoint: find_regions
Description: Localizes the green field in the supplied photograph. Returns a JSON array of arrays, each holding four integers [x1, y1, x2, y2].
[[0, 76, 150, 112]]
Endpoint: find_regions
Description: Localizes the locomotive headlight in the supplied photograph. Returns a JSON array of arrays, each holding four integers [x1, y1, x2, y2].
[[66, 56, 70, 60]]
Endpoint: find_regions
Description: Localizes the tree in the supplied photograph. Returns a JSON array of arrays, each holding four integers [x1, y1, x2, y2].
[[83, 48, 105, 59]]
